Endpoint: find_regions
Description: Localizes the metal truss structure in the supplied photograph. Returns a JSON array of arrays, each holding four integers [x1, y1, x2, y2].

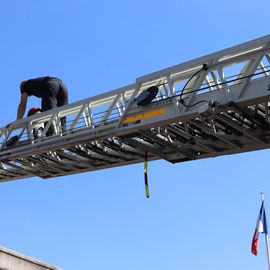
[[1, 35, 270, 182]]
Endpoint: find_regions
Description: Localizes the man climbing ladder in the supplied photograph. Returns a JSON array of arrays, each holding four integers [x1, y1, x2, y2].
[[10, 76, 69, 135]]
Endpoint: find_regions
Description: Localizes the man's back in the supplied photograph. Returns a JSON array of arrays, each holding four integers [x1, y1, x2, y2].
[[20, 77, 49, 98]]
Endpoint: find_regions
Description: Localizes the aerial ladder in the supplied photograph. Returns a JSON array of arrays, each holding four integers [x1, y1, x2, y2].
[[1, 35, 270, 182]]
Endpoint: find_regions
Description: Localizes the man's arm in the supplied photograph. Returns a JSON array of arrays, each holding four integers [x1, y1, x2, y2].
[[17, 93, 28, 120]]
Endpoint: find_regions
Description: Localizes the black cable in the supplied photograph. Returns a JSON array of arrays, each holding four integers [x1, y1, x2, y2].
[[179, 64, 209, 107], [150, 66, 270, 107], [79, 65, 268, 115], [180, 99, 210, 108], [65, 66, 270, 126]]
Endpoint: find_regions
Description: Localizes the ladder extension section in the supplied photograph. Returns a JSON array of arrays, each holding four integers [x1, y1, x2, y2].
[[1, 35, 270, 182]]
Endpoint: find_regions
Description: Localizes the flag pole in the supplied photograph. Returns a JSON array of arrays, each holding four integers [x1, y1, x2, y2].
[[261, 192, 270, 270]]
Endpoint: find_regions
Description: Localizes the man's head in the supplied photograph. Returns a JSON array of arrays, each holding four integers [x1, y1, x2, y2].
[[20, 80, 28, 91]]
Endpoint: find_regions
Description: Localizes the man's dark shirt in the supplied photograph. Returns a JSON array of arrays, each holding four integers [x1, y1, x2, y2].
[[20, 77, 49, 98], [20, 76, 68, 112]]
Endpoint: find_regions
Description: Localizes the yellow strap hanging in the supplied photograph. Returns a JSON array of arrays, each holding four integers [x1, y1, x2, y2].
[[144, 151, 150, 198]]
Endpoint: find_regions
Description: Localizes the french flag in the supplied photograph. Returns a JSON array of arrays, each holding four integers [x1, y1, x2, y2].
[[251, 202, 268, 256]]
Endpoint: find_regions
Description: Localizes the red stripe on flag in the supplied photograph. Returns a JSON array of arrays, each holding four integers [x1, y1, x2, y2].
[[251, 230, 259, 256]]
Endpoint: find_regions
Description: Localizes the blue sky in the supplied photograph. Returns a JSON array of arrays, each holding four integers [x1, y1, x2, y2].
[[1, 1, 270, 269]]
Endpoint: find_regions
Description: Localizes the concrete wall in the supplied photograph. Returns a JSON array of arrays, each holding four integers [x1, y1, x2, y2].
[[0, 246, 63, 270]]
